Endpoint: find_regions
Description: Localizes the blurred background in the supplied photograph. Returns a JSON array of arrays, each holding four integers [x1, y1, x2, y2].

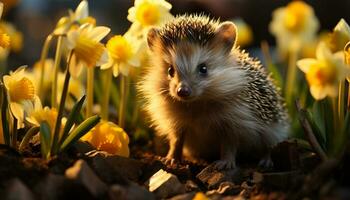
[[2, 0, 350, 68]]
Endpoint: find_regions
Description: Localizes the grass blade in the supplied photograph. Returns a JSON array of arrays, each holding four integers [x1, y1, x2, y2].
[[58, 95, 86, 147], [59, 115, 100, 153], [40, 121, 51, 159]]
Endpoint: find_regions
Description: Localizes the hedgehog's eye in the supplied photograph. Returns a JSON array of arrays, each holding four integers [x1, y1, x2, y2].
[[198, 63, 207, 76], [168, 65, 175, 78]]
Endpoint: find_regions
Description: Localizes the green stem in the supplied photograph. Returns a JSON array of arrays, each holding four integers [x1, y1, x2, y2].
[[12, 118, 17, 148], [118, 75, 129, 128], [101, 68, 113, 120], [51, 35, 64, 109], [52, 51, 73, 154], [1, 84, 10, 145], [285, 49, 298, 108], [338, 80, 345, 127], [86, 67, 94, 117], [39, 34, 54, 100], [19, 126, 39, 153]]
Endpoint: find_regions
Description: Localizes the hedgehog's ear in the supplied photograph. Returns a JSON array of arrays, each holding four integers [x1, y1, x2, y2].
[[212, 22, 237, 52], [147, 28, 161, 51]]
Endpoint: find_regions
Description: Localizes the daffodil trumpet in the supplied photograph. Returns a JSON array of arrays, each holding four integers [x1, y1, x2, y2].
[[51, 35, 64, 109]]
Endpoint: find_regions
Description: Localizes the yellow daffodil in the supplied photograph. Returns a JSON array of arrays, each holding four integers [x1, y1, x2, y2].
[[26, 106, 58, 132], [26, 98, 67, 140], [269, 1, 319, 56], [127, 0, 173, 28], [0, 21, 23, 53], [101, 35, 141, 77], [57, 72, 84, 109], [193, 192, 209, 200], [54, 0, 96, 35], [231, 18, 253, 47], [81, 121, 130, 157], [66, 24, 110, 77], [3, 66, 38, 128], [0, 3, 10, 49], [297, 42, 350, 100], [327, 19, 350, 53]]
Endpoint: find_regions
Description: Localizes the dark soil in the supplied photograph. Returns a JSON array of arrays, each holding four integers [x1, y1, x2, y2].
[[0, 140, 350, 200]]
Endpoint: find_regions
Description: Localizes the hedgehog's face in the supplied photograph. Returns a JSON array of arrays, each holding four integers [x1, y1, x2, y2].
[[147, 21, 238, 102]]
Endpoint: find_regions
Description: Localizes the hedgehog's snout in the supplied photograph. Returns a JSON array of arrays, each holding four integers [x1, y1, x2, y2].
[[174, 82, 192, 99], [177, 84, 192, 98]]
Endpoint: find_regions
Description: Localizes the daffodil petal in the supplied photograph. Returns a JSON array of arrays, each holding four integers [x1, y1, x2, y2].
[[10, 102, 24, 123], [74, 0, 89, 21], [96, 49, 109, 66], [297, 58, 317, 73], [325, 85, 338, 97], [127, 7, 136, 22], [69, 55, 84, 78], [3, 75, 11, 90], [66, 31, 79, 50], [88, 26, 110, 42], [334, 19, 350, 40], [33, 95, 43, 111], [100, 58, 113, 70], [112, 63, 119, 77], [128, 56, 141, 67], [316, 42, 332, 60], [119, 63, 130, 76], [310, 85, 327, 100]]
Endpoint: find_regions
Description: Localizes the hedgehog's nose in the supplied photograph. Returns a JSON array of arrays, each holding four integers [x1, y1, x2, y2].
[[177, 85, 192, 98]]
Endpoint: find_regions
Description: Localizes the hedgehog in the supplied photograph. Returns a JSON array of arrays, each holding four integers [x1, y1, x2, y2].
[[139, 15, 289, 169]]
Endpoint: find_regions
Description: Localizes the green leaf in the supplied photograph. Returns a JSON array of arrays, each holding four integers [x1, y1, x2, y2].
[[59, 115, 100, 153], [306, 109, 326, 150], [312, 101, 326, 144], [40, 121, 51, 159], [0, 83, 10, 146], [59, 95, 86, 147]]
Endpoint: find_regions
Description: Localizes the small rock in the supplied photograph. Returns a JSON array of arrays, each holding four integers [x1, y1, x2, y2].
[[89, 152, 143, 183], [185, 180, 200, 192], [168, 192, 196, 200], [65, 159, 108, 197], [206, 182, 241, 196], [5, 178, 35, 200], [252, 171, 300, 189], [196, 164, 241, 189], [72, 141, 96, 155], [109, 182, 155, 200], [271, 141, 300, 171], [34, 173, 94, 199], [146, 169, 185, 199]]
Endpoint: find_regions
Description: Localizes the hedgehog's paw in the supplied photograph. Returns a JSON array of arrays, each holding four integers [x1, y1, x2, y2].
[[213, 159, 236, 170], [160, 156, 180, 167]]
